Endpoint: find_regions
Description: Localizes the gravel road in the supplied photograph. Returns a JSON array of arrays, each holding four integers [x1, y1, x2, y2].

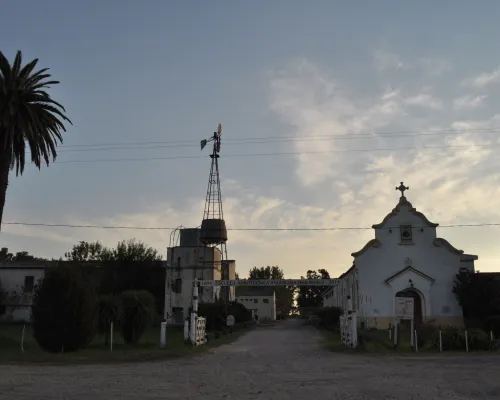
[[1, 319, 499, 399]]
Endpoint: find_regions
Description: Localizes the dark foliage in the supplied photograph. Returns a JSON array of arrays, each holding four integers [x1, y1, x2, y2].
[[485, 315, 500, 337], [31, 264, 97, 353], [119, 290, 156, 344], [198, 300, 252, 331], [453, 270, 500, 329], [297, 269, 331, 309], [65, 240, 165, 315], [415, 323, 439, 348], [248, 266, 296, 317], [96, 295, 123, 345], [430, 326, 493, 351], [0, 51, 71, 228], [315, 306, 342, 329]]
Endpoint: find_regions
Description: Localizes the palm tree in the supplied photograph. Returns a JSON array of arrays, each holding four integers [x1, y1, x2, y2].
[[0, 51, 71, 229]]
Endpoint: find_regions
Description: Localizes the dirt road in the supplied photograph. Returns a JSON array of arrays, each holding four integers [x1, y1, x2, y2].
[[1, 320, 499, 399]]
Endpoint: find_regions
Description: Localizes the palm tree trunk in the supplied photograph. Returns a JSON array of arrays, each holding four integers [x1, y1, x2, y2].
[[0, 149, 11, 230]]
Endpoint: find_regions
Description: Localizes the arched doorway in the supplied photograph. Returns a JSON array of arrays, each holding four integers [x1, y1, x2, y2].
[[395, 288, 423, 326]]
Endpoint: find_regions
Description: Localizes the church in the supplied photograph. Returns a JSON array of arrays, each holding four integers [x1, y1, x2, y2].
[[323, 182, 477, 329]]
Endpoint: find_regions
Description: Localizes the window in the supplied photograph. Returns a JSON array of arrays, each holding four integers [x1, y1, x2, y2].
[[174, 278, 182, 293], [400, 225, 413, 242], [254, 299, 258, 303], [263, 299, 269, 304], [24, 276, 34, 293]]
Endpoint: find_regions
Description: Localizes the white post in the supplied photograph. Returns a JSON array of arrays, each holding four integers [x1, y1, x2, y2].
[[394, 319, 398, 347], [389, 327, 392, 340], [184, 320, 189, 341], [189, 279, 199, 345], [414, 330, 418, 352], [110, 322, 114, 352], [160, 321, 167, 348], [21, 324, 26, 353], [465, 330, 469, 353], [351, 312, 358, 348], [439, 330, 443, 352], [410, 318, 414, 346]]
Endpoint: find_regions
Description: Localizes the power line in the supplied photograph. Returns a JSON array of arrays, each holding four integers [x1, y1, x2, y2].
[[53, 143, 495, 164], [4, 221, 500, 231], [55, 127, 500, 150]]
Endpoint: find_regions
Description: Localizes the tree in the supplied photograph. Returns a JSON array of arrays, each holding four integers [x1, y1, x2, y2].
[[31, 263, 97, 353], [0, 284, 30, 321], [296, 269, 330, 309], [0, 248, 47, 261], [65, 239, 165, 315], [65, 241, 106, 262], [0, 51, 71, 228], [119, 290, 156, 345], [453, 269, 500, 327], [248, 266, 296, 318]]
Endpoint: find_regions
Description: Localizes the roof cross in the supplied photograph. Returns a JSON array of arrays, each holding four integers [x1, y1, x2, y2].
[[396, 182, 409, 197]]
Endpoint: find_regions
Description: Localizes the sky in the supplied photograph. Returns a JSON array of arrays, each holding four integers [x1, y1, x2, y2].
[[2, 1, 500, 277]]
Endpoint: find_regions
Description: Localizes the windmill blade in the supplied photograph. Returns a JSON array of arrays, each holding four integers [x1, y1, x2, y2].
[[217, 123, 222, 136], [200, 139, 208, 151]]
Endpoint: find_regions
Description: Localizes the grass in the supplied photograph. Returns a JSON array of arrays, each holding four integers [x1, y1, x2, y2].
[[0, 323, 251, 365], [318, 326, 499, 356]]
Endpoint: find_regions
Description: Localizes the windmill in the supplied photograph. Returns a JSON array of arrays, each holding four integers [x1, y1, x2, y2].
[[199, 124, 230, 303]]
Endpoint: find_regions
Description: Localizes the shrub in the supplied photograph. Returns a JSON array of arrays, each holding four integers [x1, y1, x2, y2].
[[119, 290, 155, 344], [198, 301, 252, 332], [31, 264, 97, 353], [96, 295, 123, 345], [315, 307, 342, 329], [466, 328, 491, 351], [434, 326, 463, 350], [415, 323, 439, 348], [485, 315, 500, 338]]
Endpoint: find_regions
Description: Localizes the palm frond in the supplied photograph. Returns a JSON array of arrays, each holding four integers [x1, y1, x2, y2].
[[0, 50, 72, 176]]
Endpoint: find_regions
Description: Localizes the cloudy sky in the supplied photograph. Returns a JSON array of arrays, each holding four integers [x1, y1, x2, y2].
[[2, 1, 500, 277]]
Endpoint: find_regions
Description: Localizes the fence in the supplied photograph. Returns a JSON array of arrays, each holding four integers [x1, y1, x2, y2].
[[340, 312, 358, 348], [194, 317, 207, 346]]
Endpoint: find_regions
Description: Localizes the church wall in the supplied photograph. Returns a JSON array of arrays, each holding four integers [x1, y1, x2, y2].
[[355, 210, 466, 328]]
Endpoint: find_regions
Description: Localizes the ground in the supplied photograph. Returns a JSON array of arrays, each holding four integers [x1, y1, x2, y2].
[[1, 319, 499, 399]]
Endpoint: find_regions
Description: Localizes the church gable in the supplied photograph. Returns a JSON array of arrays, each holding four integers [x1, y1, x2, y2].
[[372, 183, 438, 230], [350, 182, 477, 265]]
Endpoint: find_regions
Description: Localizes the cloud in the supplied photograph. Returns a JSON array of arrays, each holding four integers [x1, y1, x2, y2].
[[418, 58, 452, 75], [453, 95, 487, 109], [462, 66, 500, 88], [373, 50, 405, 72], [6, 56, 500, 277], [267, 57, 500, 274], [404, 93, 443, 110]]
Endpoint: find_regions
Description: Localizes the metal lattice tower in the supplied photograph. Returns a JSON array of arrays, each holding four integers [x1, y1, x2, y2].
[[199, 124, 230, 305], [203, 133, 224, 222], [199, 124, 228, 252]]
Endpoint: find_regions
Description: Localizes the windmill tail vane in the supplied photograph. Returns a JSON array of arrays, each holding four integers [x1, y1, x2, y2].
[[200, 123, 223, 154]]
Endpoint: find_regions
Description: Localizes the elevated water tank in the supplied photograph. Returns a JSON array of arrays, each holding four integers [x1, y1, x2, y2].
[[199, 219, 228, 245], [179, 228, 202, 247]]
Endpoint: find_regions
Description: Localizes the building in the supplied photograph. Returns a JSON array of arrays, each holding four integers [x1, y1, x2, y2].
[[323, 183, 478, 329], [165, 228, 236, 324], [0, 259, 49, 322], [235, 286, 276, 321]]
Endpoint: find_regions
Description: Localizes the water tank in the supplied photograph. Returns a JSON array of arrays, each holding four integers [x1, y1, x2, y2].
[[179, 228, 202, 247], [199, 219, 228, 245]]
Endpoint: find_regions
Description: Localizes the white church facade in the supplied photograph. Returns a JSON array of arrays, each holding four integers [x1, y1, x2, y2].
[[323, 182, 477, 329]]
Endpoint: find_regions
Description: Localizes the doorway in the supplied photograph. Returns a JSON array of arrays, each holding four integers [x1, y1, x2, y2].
[[395, 289, 423, 326]]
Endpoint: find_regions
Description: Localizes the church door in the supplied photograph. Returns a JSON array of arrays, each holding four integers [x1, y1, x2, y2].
[[395, 289, 423, 326]]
